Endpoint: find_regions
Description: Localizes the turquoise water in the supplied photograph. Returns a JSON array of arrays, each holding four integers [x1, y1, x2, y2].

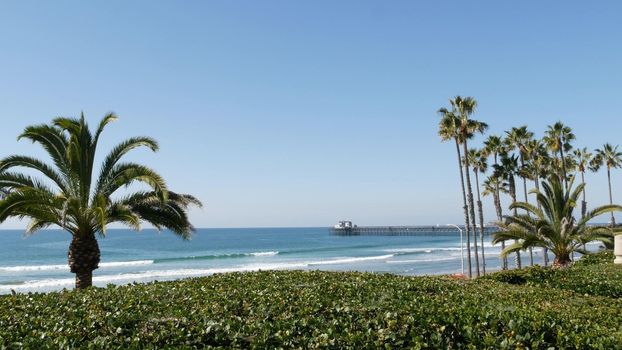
[[0, 227, 552, 293]]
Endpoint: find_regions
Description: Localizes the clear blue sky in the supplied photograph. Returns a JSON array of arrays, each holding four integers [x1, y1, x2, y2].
[[0, 1, 620, 228]]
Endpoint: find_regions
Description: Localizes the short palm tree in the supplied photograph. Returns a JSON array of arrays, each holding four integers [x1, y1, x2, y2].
[[493, 176, 622, 267], [593, 143, 622, 226], [0, 114, 202, 289]]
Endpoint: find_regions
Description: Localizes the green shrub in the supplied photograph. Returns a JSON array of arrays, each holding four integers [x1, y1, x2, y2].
[[2, 270, 622, 349], [485, 250, 622, 299], [575, 250, 614, 266], [482, 265, 556, 285]]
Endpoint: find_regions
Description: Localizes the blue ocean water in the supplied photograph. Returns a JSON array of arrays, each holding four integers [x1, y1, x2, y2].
[[0, 227, 554, 293]]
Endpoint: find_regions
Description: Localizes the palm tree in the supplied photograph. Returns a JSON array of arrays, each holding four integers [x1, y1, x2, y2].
[[482, 176, 503, 223], [593, 143, 622, 226], [467, 148, 488, 275], [524, 139, 548, 199], [525, 139, 551, 266], [450, 96, 488, 277], [482, 175, 507, 270], [505, 126, 535, 265], [438, 108, 473, 278], [493, 153, 522, 268], [0, 114, 202, 289], [483, 135, 508, 269], [544, 122, 575, 186], [505, 126, 534, 205], [573, 147, 594, 218], [493, 176, 622, 267]]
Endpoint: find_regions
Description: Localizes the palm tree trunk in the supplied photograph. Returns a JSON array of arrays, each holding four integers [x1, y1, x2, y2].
[[462, 139, 480, 277], [68, 233, 101, 289], [493, 153, 508, 270], [581, 171, 587, 218], [608, 167, 616, 227], [75, 271, 94, 290], [520, 156, 534, 266], [581, 171, 587, 252], [474, 169, 486, 275], [553, 253, 572, 268], [455, 139, 472, 278], [534, 177, 548, 267], [510, 177, 521, 269], [494, 192, 507, 270], [559, 140, 567, 187]]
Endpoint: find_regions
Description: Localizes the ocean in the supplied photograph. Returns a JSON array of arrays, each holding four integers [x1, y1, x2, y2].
[[0, 227, 564, 294]]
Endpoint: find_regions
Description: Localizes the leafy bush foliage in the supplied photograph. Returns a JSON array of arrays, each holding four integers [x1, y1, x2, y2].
[[574, 251, 615, 266], [484, 251, 622, 299], [2, 266, 622, 349], [480, 265, 556, 285]]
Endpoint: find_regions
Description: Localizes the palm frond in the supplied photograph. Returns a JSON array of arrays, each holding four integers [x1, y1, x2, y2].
[[94, 137, 159, 194], [499, 241, 525, 258], [98, 163, 169, 201], [17, 124, 70, 180], [508, 202, 544, 220], [0, 155, 67, 193]]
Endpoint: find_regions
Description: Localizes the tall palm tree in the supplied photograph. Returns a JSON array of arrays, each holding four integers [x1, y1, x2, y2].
[[544, 122, 575, 186], [505, 126, 534, 206], [482, 176, 503, 223], [483, 135, 508, 269], [450, 96, 488, 277], [438, 108, 473, 278], [525, 139, 551, 266], [493, 176, 622, 267], [505, 126, 535, 265], [482, 175, 507, 270], [493, 153, 522, 268], [573, 147, 594, 218], [524, 139, 548, 199], [0, 114, 202, 289], [467, 148, 488, 275], [593, 143, 622, 226]]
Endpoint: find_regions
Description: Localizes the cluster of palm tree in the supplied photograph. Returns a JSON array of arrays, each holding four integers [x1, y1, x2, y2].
[[438, 96, 622, 275]]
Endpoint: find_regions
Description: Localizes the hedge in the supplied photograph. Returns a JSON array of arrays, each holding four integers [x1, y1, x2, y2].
[[2, 262, 622, 349], [483, 251, 622, 299]]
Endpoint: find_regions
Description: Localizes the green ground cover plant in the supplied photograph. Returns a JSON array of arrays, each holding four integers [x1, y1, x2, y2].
[[484, 251, 622, 299], [2, 254, 622, 349]]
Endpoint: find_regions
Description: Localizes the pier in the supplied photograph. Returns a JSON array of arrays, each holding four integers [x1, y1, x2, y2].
[[330, 225, 499, 236]]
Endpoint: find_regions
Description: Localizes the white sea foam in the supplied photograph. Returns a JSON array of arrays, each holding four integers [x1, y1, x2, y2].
[[385, 247, 461, 253], [308, 254, 395, 266], [0, 260, 154, 272], [0, 266, 299, 293], [0, 264, 68, 272], [0, 254, 396, 293], [100, 260, 154, 268], [249, 251, 279, 257], [0, 277, 76, 291], [386, 257, 456, 264], [386, 242, 502, 255]]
